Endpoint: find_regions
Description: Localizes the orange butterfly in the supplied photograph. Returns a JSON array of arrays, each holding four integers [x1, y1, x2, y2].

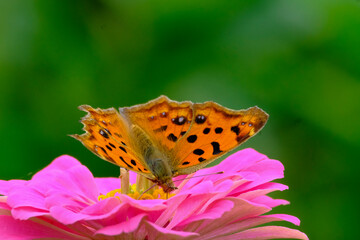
[[72, 96, 268, 192]]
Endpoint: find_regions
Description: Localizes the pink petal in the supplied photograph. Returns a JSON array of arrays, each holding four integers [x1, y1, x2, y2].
[[11, 207, 49, 220], [6, 186, 47, 213], [37, 165, 99, 201], [155, 194, 188, 226], [95, 213, 147, 236], [197, 197, 270, 234], [0, 215, 88, 240], [197, 214, 301, 239], [0, 196, 10, 211], [32, 155, 82, 179], [50, 197, 121, 224], [211, 226, 309, 240], [178, 199, 234, 228], [251, 195, 290, 208], [166, 193, 217, 229], [117, 194, 167, 212], [0, 180, 26, 196], [145, 220, 199, 240], [216, 148, 268, 172], [237, 186, 288, 202], [94, 177, 120, 194]]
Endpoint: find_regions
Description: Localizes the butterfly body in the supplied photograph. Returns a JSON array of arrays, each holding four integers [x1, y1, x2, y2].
[[130, 124, 176, 192], [72, 96, 268, 193]]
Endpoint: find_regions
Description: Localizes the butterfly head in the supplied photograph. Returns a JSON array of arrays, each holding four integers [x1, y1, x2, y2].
[[155, 178, 177, 193], [145, 156, 177, 193]]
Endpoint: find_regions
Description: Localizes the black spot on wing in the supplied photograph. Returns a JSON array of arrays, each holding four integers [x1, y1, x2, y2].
[[182, 161, 190, 165], [203, 128, 210, 134], [99, 129, 109, 139], [195, 115, 206, 124], [215, 127, 223, 134], [211, 142, 223, 155], [131, 159, 136, 166], [187, 135, 197, 143], [104, 129, 112, 136], [180, 131, 187, 136], [231, 126, 240, 135], [119, 156, 133, 169], [198, 157, 206, 162], [106, 145, 112, 151], [193, 149, 204, 155], [172, 116, 187, 125], [154, 125, 168, 132], [119, 146, 127, 153], [100, 147, 107, 155], [167, 133, 178, 142], [109, 143, 116, 148]]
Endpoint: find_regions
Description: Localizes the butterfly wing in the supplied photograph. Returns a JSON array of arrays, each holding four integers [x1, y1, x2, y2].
[[72, 105, 153, 177], [172, 102, 268, 175], [122, 96, 268, 176], [121, 96, 193, 153]]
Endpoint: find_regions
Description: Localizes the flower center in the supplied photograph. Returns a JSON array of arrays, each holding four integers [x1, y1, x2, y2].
[[98, 184, 173, 200], [98, 169, 174, 201]]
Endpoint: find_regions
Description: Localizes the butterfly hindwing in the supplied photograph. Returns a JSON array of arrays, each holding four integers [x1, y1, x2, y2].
[[72, 105, 152, 176], [172, 102, 268, 175]]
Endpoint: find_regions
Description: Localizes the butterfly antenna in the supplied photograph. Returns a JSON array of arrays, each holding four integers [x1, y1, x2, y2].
[[173, 171, 224, 183], [137, 183, 158, 200]]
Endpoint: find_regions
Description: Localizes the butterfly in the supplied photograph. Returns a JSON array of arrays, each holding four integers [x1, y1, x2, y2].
[[72, 96, 268, 193]]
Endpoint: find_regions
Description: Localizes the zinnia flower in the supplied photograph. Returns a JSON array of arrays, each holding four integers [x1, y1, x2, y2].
[[0, 148, 308, 240]]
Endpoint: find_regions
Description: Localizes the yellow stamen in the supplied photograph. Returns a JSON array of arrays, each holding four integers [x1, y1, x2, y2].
[[98, 170, 174, 201], [98, 184, 174, 201]]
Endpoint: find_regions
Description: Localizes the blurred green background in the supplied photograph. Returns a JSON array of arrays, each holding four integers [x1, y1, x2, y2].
[[1, 0, 359, 239]]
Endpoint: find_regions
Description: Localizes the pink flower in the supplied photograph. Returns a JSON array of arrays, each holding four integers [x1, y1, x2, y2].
[[0, 149, 308, 240]]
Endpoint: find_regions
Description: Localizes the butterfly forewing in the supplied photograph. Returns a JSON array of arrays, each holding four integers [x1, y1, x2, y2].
[[72, 105, 152, 175], [122, 96, 193, 151], [173, 102, 268, 175]]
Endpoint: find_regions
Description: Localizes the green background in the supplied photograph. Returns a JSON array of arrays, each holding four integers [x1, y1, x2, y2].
[[1, 0, 359, 239]]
